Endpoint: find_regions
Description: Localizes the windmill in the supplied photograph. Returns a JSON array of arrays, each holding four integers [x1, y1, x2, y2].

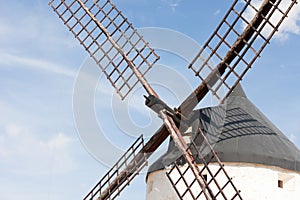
[[48, 0, 298, 199]]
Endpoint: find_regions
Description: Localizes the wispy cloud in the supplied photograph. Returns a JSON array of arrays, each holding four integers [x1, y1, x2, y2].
[[0, 2, 78, 177], [0, 1, 82, 77], [0, 123, 76, 175], [0, 3, 79, 49], [160, 0, 182, 12], [214, 9, 221, 16], [0, 52, 77, 77]]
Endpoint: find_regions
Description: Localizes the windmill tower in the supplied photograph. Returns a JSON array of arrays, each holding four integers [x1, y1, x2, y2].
[[48, 0, 299, 199], [146, 84, 300, 199]]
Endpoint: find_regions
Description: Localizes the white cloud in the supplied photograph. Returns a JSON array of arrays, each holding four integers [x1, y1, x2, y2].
[[242, 0, 300, 42], [275, 1, 300, 41], [0, 123, 76, 175]]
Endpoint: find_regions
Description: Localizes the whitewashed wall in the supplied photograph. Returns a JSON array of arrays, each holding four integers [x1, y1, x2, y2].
[[146, 163, 300, 200]]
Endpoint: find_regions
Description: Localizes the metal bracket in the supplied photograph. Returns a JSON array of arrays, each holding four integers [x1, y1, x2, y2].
[[144, 95, 187, 126]]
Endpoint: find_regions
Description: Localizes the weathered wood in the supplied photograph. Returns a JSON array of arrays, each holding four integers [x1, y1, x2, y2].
[[95, 125, 168, 199], [96, 2, 280, 198], [178, 0, 277, 116], [88, 0, 286, 200], [159, 113, 214, 199]]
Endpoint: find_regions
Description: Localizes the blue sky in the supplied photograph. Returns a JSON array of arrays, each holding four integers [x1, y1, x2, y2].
[[1, 0, 300, 200]]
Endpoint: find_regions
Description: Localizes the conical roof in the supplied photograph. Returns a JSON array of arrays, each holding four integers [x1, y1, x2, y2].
[[148, 84, 300, 173]]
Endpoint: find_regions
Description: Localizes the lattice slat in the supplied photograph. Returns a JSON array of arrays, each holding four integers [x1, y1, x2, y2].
[[166, 128, 242, 200], [49, 0, 159, 99], [83, 135, 147, 200], [188, 0, 297, 102]]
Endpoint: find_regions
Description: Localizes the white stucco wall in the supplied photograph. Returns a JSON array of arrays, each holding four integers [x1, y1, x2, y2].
[[146, 163, 300, 200]]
